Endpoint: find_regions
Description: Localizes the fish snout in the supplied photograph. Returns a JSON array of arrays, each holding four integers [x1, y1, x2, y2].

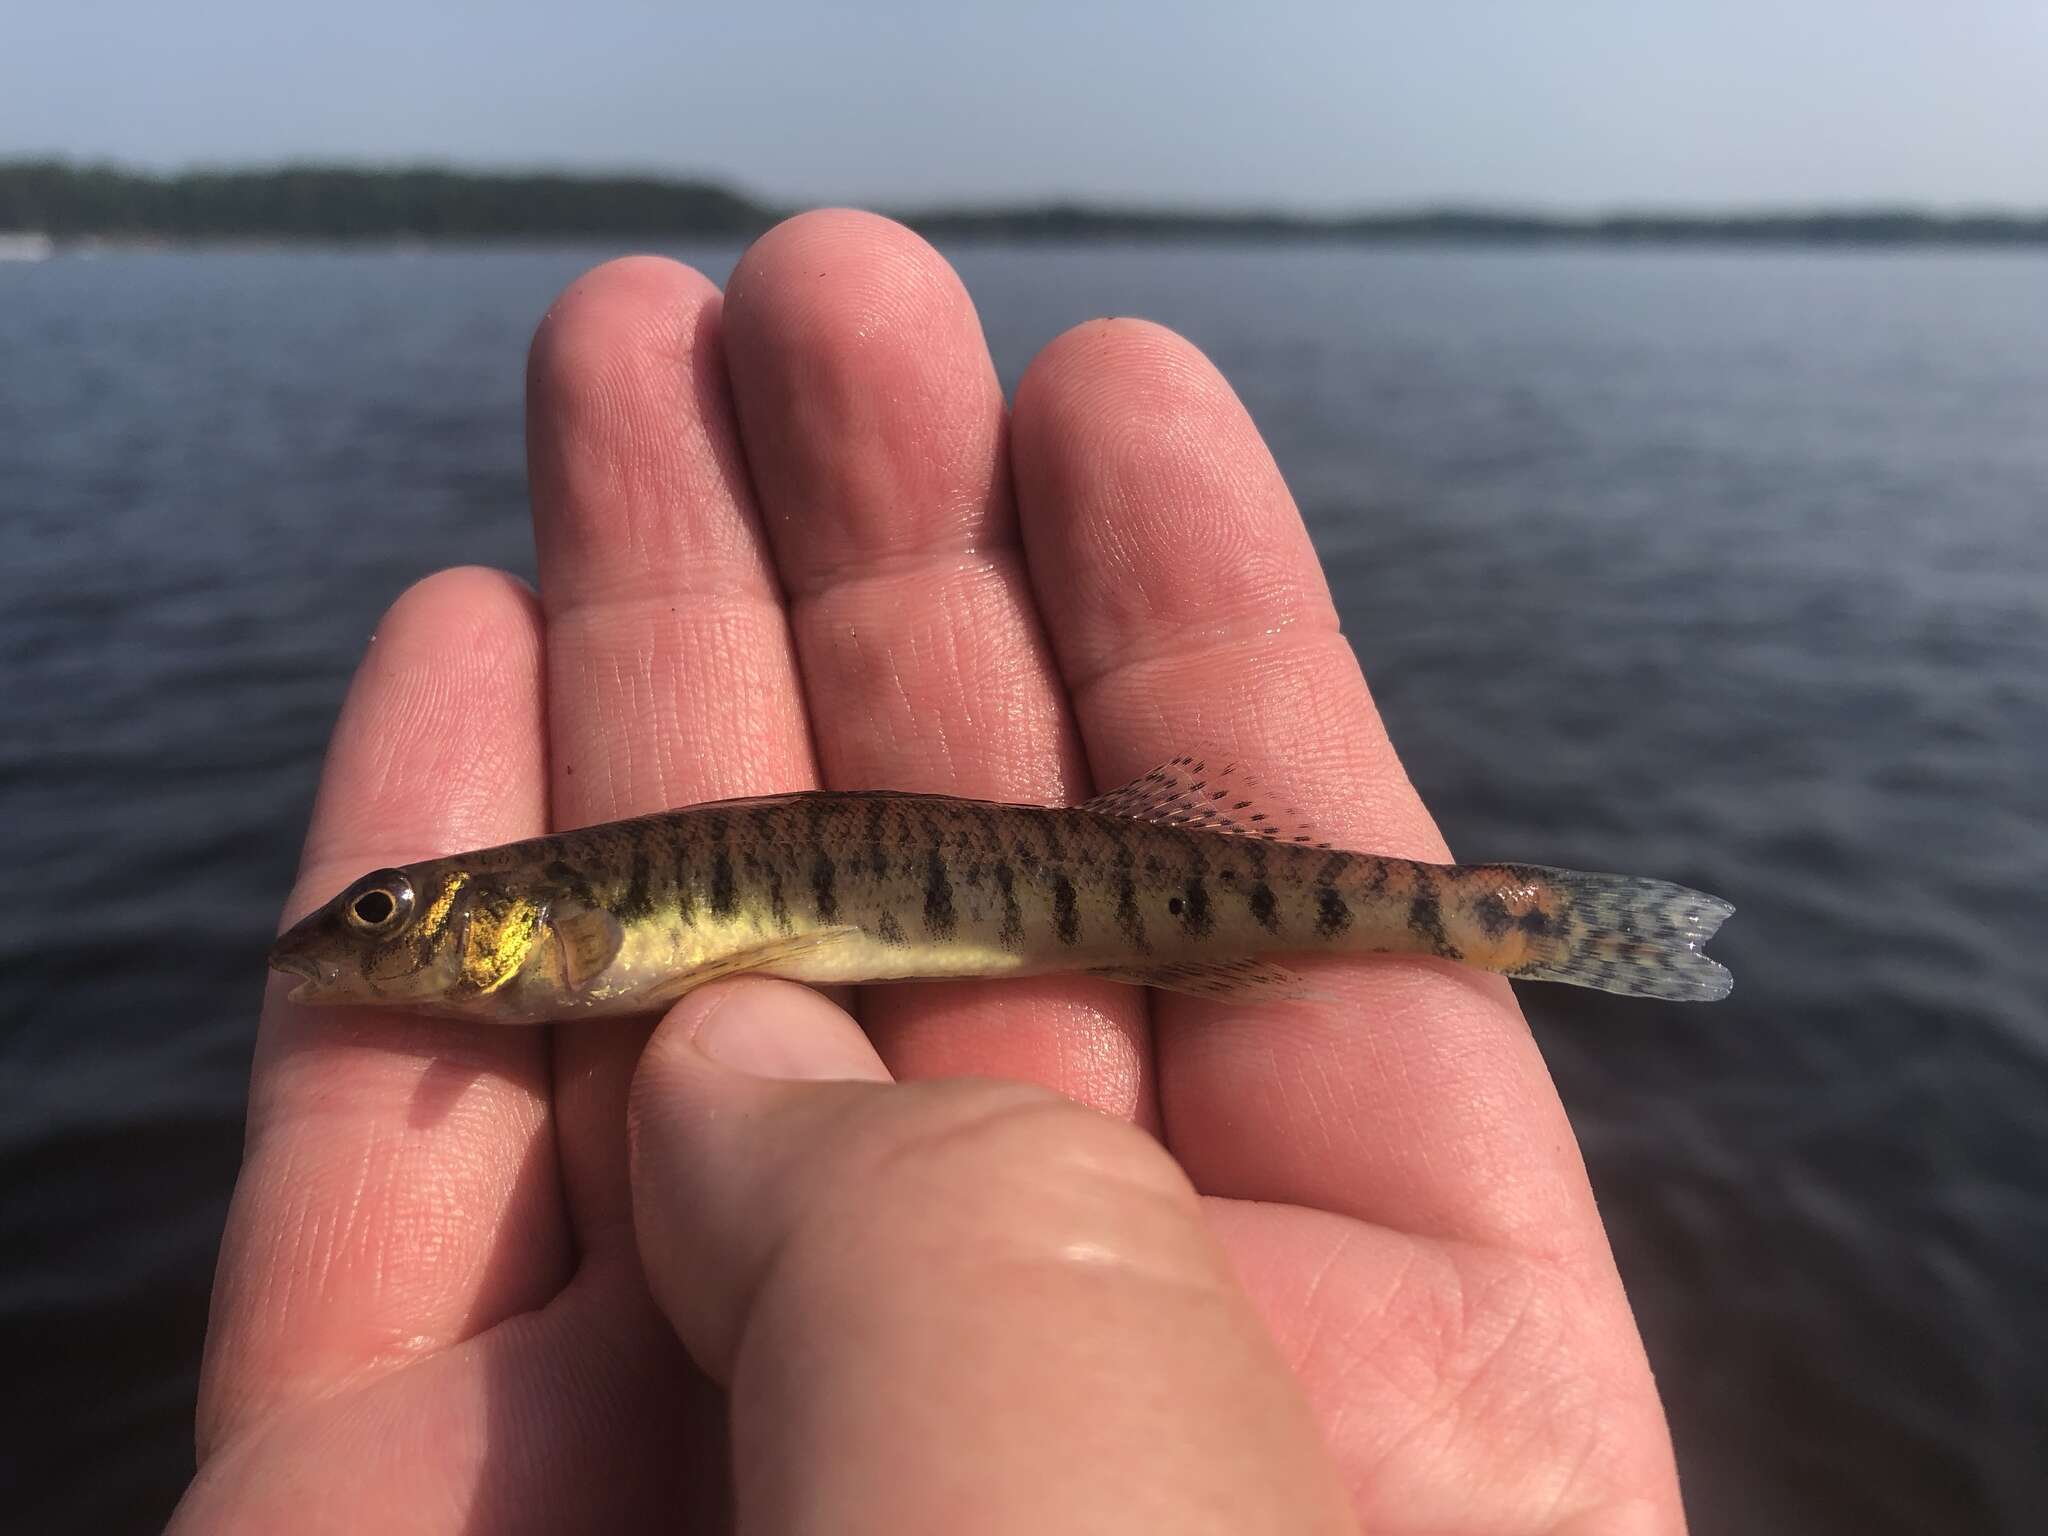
[[268, 917, 348, 1002]]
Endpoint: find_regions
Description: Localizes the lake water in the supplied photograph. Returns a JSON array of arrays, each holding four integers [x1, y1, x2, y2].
[[3, 242, 2044, 1533]]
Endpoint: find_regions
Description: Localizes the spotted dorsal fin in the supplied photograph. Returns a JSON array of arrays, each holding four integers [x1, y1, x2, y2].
[[1080, 757, 1329, 848]]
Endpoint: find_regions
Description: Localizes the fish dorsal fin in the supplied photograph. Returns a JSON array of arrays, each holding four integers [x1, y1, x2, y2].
[[1081, 757, 1330, 848], [550, 901, 626, 991], [1087, 957, 1328, 1003]]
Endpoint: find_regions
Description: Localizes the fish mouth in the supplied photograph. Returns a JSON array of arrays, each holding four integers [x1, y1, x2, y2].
[[268, 938, 341, 1003]]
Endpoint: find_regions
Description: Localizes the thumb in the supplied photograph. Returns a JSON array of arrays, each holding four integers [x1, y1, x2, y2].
[[628, 977, 895, 1363], [627, 979, 1356, 1535]]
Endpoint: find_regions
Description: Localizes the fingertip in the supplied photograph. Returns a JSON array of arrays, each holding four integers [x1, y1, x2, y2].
[[526, 254, 725, 464], [526, 255, 748, 612], [1011, 313, 1278, 540], [1013, 315, 1235, 449], [297, 564, 548, 894], [527, 253, 722, 401], [1010, 320, 1333, 699], [641, 979, 893, 1093], [729, 208, 963, 323], [725, 208, 967, 393], [371, 564, 543, 661], [720, 208, 1004, 566], [1015, 319, 1253, 505]]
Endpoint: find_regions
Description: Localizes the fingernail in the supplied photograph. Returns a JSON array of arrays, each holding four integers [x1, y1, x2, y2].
[[685, 980, 893, 1084]]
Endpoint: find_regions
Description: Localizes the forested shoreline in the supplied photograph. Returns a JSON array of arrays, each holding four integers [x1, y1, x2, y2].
[[6, 161, 2046, 246]]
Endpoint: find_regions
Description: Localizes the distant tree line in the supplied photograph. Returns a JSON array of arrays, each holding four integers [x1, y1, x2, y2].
[[0, 161, 770, 238], [906, 201, 2048, 245], [5, 161, 2047, 246]]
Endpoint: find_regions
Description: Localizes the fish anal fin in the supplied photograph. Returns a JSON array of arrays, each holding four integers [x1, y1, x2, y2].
[[1087, 956, 1326, 1003], [550, 902, 626, 991], [1080, 756, 1329, 848], [639, 926, 866, 1007]]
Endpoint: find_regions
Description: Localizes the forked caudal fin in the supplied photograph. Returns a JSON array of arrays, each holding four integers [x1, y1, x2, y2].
[[1511, 868, 1734, 1002]]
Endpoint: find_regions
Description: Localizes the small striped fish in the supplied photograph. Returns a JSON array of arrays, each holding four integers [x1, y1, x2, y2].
[[270, 758, 1733, 1023]]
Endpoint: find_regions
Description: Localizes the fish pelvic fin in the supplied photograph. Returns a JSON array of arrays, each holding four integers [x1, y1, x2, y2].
[[1507, 868, 1734, 1002], [1087, 957, 1331, 1003], [550, 901, 625, 990]]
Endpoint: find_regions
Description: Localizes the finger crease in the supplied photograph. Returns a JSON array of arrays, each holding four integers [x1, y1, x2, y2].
[[782, 529, 1028, 605], [1061, 609, 1343, 702]]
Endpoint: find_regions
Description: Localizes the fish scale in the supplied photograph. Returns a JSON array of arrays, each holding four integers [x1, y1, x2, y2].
[[269, 760, 1735, 1023]]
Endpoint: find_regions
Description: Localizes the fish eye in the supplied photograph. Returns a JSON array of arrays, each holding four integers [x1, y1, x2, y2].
[[343, 871, 415, 934]]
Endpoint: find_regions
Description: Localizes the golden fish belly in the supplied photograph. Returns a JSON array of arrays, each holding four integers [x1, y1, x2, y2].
[[608, 904, 1035, 997]]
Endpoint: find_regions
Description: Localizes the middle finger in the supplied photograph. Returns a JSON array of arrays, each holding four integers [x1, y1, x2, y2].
[[528, 255, 820, 1247], [722, 212, 1152, 1122]]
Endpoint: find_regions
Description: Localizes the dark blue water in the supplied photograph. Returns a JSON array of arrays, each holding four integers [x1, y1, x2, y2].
[[3, 243, 2043, 1533]]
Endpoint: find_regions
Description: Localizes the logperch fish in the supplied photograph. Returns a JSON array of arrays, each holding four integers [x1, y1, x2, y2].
[[269, 757, 1733, 1022]]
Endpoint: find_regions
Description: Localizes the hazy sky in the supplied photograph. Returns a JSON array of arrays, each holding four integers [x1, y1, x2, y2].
[[7, 1, 2044, 209]]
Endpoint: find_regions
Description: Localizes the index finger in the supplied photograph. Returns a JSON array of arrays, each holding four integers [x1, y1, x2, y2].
[[197, 567, 566, 1456], [1012, 321, 1604, 1260]]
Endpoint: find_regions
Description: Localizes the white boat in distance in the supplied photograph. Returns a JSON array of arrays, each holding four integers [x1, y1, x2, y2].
[[0, 232, 56, 261]]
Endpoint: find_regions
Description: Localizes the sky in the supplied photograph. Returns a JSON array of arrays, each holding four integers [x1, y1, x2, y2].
[[6, 0, 2045, 211]]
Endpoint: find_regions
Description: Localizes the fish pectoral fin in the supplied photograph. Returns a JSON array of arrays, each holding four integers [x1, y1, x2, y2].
[[639, 926, 867, 1007], [549, 902, 626, 991], [1081, 755, 1329, 848], [1087, 957, 1329, 1003]]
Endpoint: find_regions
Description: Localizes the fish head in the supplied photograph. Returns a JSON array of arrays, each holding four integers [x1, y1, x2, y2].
[[268, 863, 484, 1007]]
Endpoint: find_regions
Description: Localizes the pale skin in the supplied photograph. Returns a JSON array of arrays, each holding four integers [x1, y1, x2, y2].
[[178, 212, 1687, 1533]]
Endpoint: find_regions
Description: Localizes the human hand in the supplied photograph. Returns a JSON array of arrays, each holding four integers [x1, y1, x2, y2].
[[179, 213, 1684, 1533]]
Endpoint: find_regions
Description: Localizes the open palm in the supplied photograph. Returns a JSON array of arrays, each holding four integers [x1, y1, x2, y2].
[[179, 213, 1682, 1534]]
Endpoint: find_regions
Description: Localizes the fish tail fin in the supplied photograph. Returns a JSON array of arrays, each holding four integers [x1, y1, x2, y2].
[[1510, 868, 1734, 1002]]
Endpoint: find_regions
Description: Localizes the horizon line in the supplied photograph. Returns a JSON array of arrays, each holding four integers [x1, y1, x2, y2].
[[9, 157, 2048, 223], [7, 160, 2048, 245]]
